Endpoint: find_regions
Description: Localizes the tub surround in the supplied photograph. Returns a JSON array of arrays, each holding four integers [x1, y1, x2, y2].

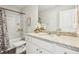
[[25, 33, 79, 52]]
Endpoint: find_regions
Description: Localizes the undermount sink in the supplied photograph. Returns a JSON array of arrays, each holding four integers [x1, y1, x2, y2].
[[37, 32, 56, 37], [37, 32, 48, 35]]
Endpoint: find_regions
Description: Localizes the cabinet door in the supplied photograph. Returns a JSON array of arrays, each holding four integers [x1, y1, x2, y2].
[[26, 36, 34, 54], [59, 9, 77, 32], [26, 41, 33, 54], [26, 41, 40, 54], [54, 45, 79, 54]]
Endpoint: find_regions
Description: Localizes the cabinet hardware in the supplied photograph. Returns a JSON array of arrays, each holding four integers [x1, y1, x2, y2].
[[27, 38, 29, 39], [64, 52, 67, 54], [40, 51, 43, 53], [36, 49, 39, 51]]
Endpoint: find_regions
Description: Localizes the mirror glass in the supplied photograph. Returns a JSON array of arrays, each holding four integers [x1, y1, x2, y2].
[[38, 5, 77, 35]]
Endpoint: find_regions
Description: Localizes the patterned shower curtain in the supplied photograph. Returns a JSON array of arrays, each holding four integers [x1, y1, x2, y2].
[[0, 9, 9, 53]]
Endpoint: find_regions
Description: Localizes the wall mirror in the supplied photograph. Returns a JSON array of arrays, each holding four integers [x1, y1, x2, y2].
[[38, 5, 78, 37]]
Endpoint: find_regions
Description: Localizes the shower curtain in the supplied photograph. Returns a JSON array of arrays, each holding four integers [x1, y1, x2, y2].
[[0, 9, 9, 53]]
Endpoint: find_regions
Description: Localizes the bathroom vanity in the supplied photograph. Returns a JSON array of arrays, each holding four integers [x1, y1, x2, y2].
[[25, 33, 79, 54]]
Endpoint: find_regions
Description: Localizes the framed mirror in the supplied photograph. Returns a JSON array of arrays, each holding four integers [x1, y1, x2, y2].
[[38, 5, 78, 37]]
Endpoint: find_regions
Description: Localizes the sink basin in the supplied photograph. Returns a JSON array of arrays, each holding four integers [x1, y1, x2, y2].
[[37, 33, 48, 35]]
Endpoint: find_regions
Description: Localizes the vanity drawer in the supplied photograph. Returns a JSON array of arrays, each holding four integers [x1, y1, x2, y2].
[[26, 41, 40, 54]]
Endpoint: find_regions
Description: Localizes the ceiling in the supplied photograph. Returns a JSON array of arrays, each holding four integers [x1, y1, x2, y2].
[[0, 5, 57, 11], [38, 5, 76, 12], [0, 5, 76, 12], [11, 5, 27, 9], [38, 5, 57, 12], [0, 5, 27, 10]]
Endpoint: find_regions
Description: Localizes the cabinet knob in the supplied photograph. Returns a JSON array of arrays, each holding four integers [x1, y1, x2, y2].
[[27, 38, 29, 39], [40, 51, 43, 53], [64, 52, 67, 54], [36, 49, 39, 51]]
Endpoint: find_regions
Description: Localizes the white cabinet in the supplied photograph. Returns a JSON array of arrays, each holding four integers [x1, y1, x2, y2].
[[26, 41, 51, 54], [31, 37, 55, 53], [25, 35, 79, 54], [59, 9, 77, 32], [54, 45, 79, 54], [26, 41, 39, 54], [25, 36, 32, 42], [26, 36, 51, 54]]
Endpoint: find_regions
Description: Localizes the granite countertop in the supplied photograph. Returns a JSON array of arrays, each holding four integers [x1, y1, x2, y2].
[[25, 33, 79, 52]]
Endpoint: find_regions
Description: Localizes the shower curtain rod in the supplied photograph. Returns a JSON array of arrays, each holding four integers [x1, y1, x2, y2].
[[0, 7, 25, 14]]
